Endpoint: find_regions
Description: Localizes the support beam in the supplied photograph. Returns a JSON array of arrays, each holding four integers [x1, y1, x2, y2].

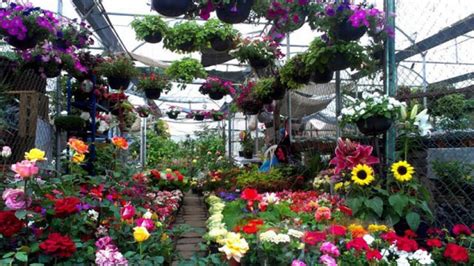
[[429, 72, 474, 87]]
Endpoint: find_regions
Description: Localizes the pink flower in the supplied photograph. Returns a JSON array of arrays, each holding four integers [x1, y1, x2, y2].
[[291, 260, 306, 266], [320, 242, 340, 257], [2, 188, 31, 210], [135, 218, 155, 231], [452, 224, 471, 236], [329, 138, 379, 174], [120, 203, 135, 220], [319, 254, 337, 266], [315, 207, 331, 221], [95, 236, 114, 249], [11, 160, 39, 179], [95, 246, 128, 266]]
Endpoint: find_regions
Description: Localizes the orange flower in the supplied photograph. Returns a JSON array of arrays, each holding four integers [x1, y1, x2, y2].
[[111, 136, 129, 150], [68, 138, 89, 154], [348, 224, 368, 238]]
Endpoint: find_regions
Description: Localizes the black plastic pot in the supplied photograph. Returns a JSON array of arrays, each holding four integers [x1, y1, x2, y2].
[[44, 65, 62, 78], [242, 150, 253, 159], [356, 115, 392, 136], [261, 97, 273, 105], [209, 91, 224, 100], [210, 36, 233, 52], [144, 32, 163, 43], [293, 72, 311, 84], [271, 77, 286, 100], [151, 0, 192, 17], [238, 151, 244, 157], [144, 89, 161, 100], [194, 114, 205, 121], [327, 52, 351, 71], [6, 35, 38, 50], [108, 77, 130, 90], [249, 57, 269, 69], [177, 40, 195, 52], [334, 19, 367, 41], [216, 0, 254, 24], [311, 69, 334, 83], [167, 113, 179, 119]]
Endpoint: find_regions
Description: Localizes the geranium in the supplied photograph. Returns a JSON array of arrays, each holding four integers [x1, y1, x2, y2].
[[426, 238, 442, 248], [120, 203, 135, 220], [303, 231, 327, 245], [452, 224, 471, 236], [366, 249, 382, 261], [11, 160, 39, 179], [54, 197, 81, 217], [241, 188, 261, 202], [2, 188, 31, 210], [443, 243, 469, 263], [329, 138, 379, 174], [327, 225, 346, 236], [315, 206, 331, 221], [39, 233, 77, 258], [68, 137, 89, 154], [320, 242, 340, 257], [395, 236, 418, 252], [319, 254, 337, 266], [111, 136, 129, 150], [0, 210, 24, 237], [346, 237, 369, 251]]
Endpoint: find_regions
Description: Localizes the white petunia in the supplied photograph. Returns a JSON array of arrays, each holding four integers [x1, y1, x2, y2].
[[88, 209, 99, 221], [363, 234, 375, 246], [287, 229, 304, 238]]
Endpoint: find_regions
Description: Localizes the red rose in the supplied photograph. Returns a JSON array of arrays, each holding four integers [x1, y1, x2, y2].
[[39, 233, 76, 258], [443, 243, 469, 263], [366, 249, 382, 261], [452, 224, 471, 236], [395, 236, 418, 252], [426, 238, 443, 248], [241, 188, 261, 202], [327, 225, 346, 236], [303, 231, 327, 245], [150, 170, 161, 179], [0, 210, 24, 237], [54, 197, 81, 217], [346, 237, 369, 251]]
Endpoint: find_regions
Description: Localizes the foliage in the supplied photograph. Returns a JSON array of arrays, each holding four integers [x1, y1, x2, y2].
[[95, 54, 139, 79], [279, 53, 311, 90], [54, 115, 85, 131], [432, 159, 473, 185], [153, 119, 170, 138], [199, 76, 235, 96], [251, 77, 274, 101], [165, 58, 207, 88], [430, 93, 470, 130], [230, 36, 284, 66], [146, 132, 182, 166], [203, 19, 238, 41], [235, 166, 292, 192], [131, 15, 168, 41], [57, 18, 94, 49], [136, 69, 172, 93], [164, 21, 207, 53], [235, 81, 263, 113]]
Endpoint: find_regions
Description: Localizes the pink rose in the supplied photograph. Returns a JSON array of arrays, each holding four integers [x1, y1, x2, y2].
[[11, 160, 39, 179], [135, 218, 155, 231], [120, 203, 135, 220], [315, 207, 331, 221], [2, 188, 31, 210]]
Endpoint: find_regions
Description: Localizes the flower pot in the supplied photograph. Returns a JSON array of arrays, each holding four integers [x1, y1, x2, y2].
[[194, 114, 205, 121], [167, 113, 179, 119], [44, 65, 63, 78], [271, 78, 286, 100], [311, 69, 334, 83], [327, 52, 351, 71], [293, 72, 311, 84], [210, 36, 233, 52], [216, 0, 254, 24], [144, 32, 163, 43], [334, 19, 367, 41], [6, 35, 38, 50], [356, 115, 392, 136], [177, 40, 195, 52], [108, 77, 130, 90], [238, 151, 244, 157], [209, 91, 225, 100], [242, 150, 253, 159], [249, 57, 269, 69], [213, 114, 224, 121], [144, 89, 161, 100], [261, 97, 273, 105], [151, 0, 192, 17]]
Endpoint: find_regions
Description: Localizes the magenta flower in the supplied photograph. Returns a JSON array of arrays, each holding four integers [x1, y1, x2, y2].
[[349, 9, 369, 28], [2, 188, 31, 210], [95, 236, 114, 249], [329, 138, 379, 174], [95, 246, 128, 266], [291, 259, 306, 266], [319, 254, 337, 266], [320, 242, 340, 257], [120, 203, 135, 220], [11, 160, 39, 179], [135, 218, 155, 231]]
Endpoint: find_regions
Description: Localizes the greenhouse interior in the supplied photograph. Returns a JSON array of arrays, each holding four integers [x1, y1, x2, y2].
[[0, 0, 473, 265]]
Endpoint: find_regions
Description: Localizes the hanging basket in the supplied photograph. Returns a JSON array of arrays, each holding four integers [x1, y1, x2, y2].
[[194, 114, 205, 121], [327, 52, 351, 71], [144, 89, 161, 100], [167, 113, 179, 119], [108, 77, 130, 90], [213, 114, 224, 121], [210, 37, 233, 52], [292, 72, 311, 84], [144, 32, 163, 43], [242, 150, 253, 159], [248, 57, 269, 69], [311, 69, 334, 83], [271, 78, 286, 100], [208, 91, 225, 100], [333, 19, 367, 41], [216, 0, 254, 24], [176, 40, 195, 52], [356, 115, 392, 136], [151, 0, 192, 17], [44, 65, 63, 78], [6, 35, 38, 50]]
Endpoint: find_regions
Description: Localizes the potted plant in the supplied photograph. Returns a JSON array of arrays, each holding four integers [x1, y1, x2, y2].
[[0, 3, 56, 50], [135, 105, 151, 118], [203, 19, 238, 51], [96, 54, 139, 90], [266, 0, 322, 34], [252, 78, 274, 104], [151, 0, 193, 17], [230, 36, 283, 69], [211, 110, 225, 121], [193, 110, 205, 121], [166, 107, 180, 119], [54, 115, 85, 132], [164, 21, 207, 53], [340, 91, 405, 136], [199, 76, 235, 100], [279, 53, 312, 90], [106, 91, 129, 115], [239, 130, 253, 159], [236, 81, 263, 115], [136, 70, 172, 100], [215, 0, 255, 24], [55, 18, 93, 50], [63, 51, 103, 81], [131, 15, 169, 44], [165, 58, 208, 89], [270, 74, 286, 100]]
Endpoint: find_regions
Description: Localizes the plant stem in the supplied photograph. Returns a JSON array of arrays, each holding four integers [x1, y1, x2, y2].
[[404, 137, 409, 161]]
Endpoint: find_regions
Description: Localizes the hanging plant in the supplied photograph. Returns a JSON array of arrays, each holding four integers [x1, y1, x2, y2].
[[192, 110, 205, 121], [203, 19, 238, 52], [236, 81, 263, 115], [165, 58, 207, 89], [63, 51, 104, 81], [166, 107, 180, 119], [230, 36, 284, 69], [55, 18, 94, 50], [151, 0, 193, 17], [215, 0, 255, 24], [199, 76, 235, 100], [163, 21, 207, 53], [95, 54, 139, 90], [211, 110, 225, 121], [135, 105, 151, 118], [136, 69, 172, 100], [279, 53, 312, 90], [252, 78, 274, 104], [266, 0, 323, 34], [131, 15, 169, 44]]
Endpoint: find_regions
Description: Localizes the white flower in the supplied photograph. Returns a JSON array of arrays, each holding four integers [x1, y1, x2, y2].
[[287, 229, 304, 238], [273, 233, 291, 244], [208, 228, 228, 240], [259, 230, 278, 242], [143, 210, 153, 219], [414, 109, 432, 136], [80, 112, 91, 120], [88, 209, 99, 221], [363, 234, 375, 246], [1, 146, 11, 158], [396, 256, 410, 266], [409, 250, 433, 265], [60, 110, 68, 116], [262, 192, 279, 204]]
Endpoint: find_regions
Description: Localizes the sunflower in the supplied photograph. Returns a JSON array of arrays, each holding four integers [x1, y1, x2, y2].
[[391, 161, 415, 182], [351, 164, 375, 186]]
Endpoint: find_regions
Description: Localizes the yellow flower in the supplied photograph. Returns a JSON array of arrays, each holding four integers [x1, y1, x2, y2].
[[165, 168, 172, 173], [391, 161, 415, 182], [133, 226, 150, 242], [351, 164, 375, 186], [71, 152, 85, 164], [192, 159, 197, 164], [334, 182, 343, 191], [161, 233, 169, 241], [218, 232, 249, 263], [25, 148, 46, 162], [368, 224, 389, 233]]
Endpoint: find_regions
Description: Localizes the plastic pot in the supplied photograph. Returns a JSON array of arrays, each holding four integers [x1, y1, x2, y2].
[[249, 57, 269, 69], [356, 115, 392, 136], [108, 77, 130, 90], [333, 19, 367, 41], [44, 65, 63, 78], [208, 91, 225, 100], [293, 72, 311, 84], [242, 150, 253, 159], [176, 40, 195, 52], [144, 89, 161, 100], [327, 52, 351, 71], [167, 113, 179, 119], [6, 35, 38, 50], [311, 69, 334, 83], [216, 0, 254, 24], [151, 0, 192, 17], [144, 32, 163, 43], [194, 114, 205, 121], [210, 36, 233, 52]]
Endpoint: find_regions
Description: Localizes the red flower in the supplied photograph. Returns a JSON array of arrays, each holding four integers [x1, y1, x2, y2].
[[346, 237, 369, 251], [303, 231, 327, 245], [426, 238, 443, 248], [120, 203, 135, 220], [248, 219, 263, 225], [241, 188, 261, 202], [404, 229, 417, 238], [150, 169, 161, 179], [381, 231, 398, 243], [366, 249, 382, 261], [54, 197, 81, 217], [89, 185, 104, 199], [443, 243, 469, 263], [338, 205, 352, 216], [327, 225, 346, 236], [242, 223, 258, 234], [452, 224, 471, 236], [395, 236, 418, 252], [132, 172, 145, 182], [39, 233, 76, 258], [166, 173, 173, 180], [427, 227, 443, 236], [0, 210, 24, 237], [329, 138, 380, 174]]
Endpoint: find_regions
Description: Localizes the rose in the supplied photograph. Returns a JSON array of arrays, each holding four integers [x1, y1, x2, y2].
[[0, 210, 24, 237], [133, 226, 150, 242], [111, 136, 129, 150], [24, 148, 46, 161], [54, 197, 81, 217], [135, 218, 155, 231], [68, 138, 89, 154], [39, 233, 77, 258], [72, 152, 85, 163], [11, 160, 39, 179], [120, 203, 135, 220], [2, 188, 31, 210], [346, 237, 369, 251]]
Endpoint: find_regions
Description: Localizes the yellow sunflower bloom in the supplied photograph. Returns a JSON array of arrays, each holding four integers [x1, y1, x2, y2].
[[351, 164, 375, 186], [391, 161, 415, 182]]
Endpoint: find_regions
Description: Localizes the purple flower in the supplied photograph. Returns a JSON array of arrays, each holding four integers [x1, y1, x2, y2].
[[349, 9, 369, 28], [2, 188, 31, 210], [319, 255, 337, 266], [320, 242, 340, 257], [292, 260, 306, 266], [325, 6, 335, 16], [298, 0, 309, 6], [95, 236, 114, 249]]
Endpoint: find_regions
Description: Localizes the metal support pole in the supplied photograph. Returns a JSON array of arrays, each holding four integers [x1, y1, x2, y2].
[[421, 52, 428, 108], [228, 113, 232, 159], [335, 71, 342, 139], [140, 117, 147, 169], [286, 33, 292, 142], [55, 0, 63, 175], [385, 0, 397, 163]]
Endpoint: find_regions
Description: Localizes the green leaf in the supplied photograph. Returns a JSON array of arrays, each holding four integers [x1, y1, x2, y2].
[[29, 264, 44, 266], [365, 197, 384, 217], [15, 252, 28, 262], [388, 194, 408, 216], [347, 197, 363, 214], [2, 252, 15, 258], [15, 210, 27, 220], [153, 256, 165, 264], [406, 212, 420, 231]]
